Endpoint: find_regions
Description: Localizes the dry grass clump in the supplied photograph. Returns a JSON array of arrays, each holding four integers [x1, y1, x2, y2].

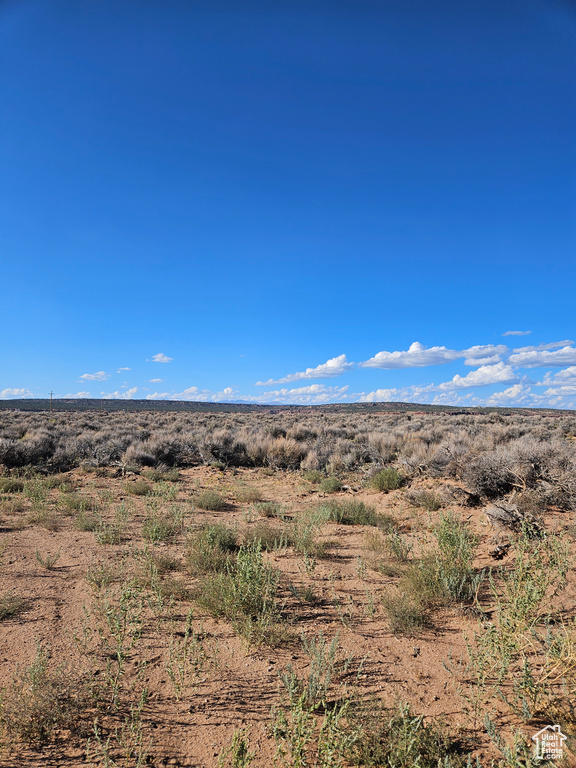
[[74, 510, 100, 531], [321, 498, 379, 527], [243, 520, 289, 551], [0, 495, 27, 521], [125, 479, 152, 496], [380, 591, 431, 634], [186, 523, 238, 575], [346, 698, 466, 767], [319, 476, 342, 493], [407, 488, 444, 511], [252, 500, 285, 518], [0, 478, 24, 493], [43, 474, 71, 490], [60, 492, 99, 514], [0, 593, 29, 621], [369, 467, 404, 492], [194, 489, 227, 511], [234, 485, 263, 503], [193, 542, 286, 646], [142, 503, 185, 543], [289, 507, 331, 557], [302, 469, 323, 484], [142, 467, 180, 482], [402, 513, 481, 606], [379, 513, 481, 634], [35, 548, 62, 570], [0, 643, 91, 746]]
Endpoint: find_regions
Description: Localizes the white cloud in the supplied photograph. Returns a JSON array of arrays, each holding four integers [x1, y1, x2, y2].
[[149, 378, 163, 383], [503, 330, 531, 336], [79, 371, 109, 381], [146, 386, 241, 402], [150, 353, 173, 363], [512, 339, 573, 353], [0, 388, 34, 398], [361, 342, 456, 368], [102, 387, 138, 399], [536, 367, 576, 386], [146, 384, 349, 405], [464, 344, 508, 360], [483, 384, 531, 404], [438, 363, 516, 390], [463, 355, 502, 366], [174, 386, 206, 400], [117, 367, 131, 372], [360, 342, 507, 369], [431, 391, 475, 406], [542, 385, 576, 397], [508, 345, 576, 368], [256, 354, 353, 385], [358, 384, 435, 403], [250, 384, 350, 404], [62, 391, 91, 398]]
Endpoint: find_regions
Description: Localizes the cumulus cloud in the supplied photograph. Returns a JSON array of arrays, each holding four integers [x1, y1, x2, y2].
[[146, 384, 349, 405], [117, 367, 131, 372], [146, 386, 240, 402], [150, 353, 173, 363], [438, 363, 516, 390], [250, 385, 350, 404], [173, 386, 209, 401], [463, 345, 508, 360], [102, 387, 138, 399], [463, 355, 502, 366], [62, 391, 91, 398], [358, 384, 435, 403], [79, 371, 109, 381], [503, 330, 531, 336], [536, 367, 576, 386], [508, 344, 576, 368], [542, 385, 576, 397], [483, 384, 531, 404], [0, 388, 34, 398], [360, 342, 507, 369], [512, 340, 573, 353], [256, 354, 353, 385], [149, 378, 163, 383]]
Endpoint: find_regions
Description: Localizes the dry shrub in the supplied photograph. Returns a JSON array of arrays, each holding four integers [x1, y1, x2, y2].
[[322, 499, 379, 526], [243, 521, 288, 551], [125, 479, 152, 496], [195, 489, 226, 511], [0, 478, 24, 493], [380, 591, 430, 634], [0, 411, 573, 515], [252, 501, 284, 518], [235, 485, 263, 503], [407, 489, 444, 511], [369, 467, 404, 492], [0, 593, 29, 621], [186, 523, 237, 575], [0, 643, 91, 745]]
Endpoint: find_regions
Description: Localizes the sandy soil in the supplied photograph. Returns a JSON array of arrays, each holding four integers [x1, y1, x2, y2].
[[0, 466, 574, 767]]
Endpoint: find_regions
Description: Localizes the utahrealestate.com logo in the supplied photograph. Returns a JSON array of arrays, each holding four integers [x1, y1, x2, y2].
[[532, 725, 567, 761]]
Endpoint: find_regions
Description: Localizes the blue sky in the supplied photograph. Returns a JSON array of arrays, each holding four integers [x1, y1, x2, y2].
[[1, 0, 575, 408]]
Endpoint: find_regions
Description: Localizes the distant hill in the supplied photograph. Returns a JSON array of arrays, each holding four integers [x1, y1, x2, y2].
[[0, 398, 572, 416]]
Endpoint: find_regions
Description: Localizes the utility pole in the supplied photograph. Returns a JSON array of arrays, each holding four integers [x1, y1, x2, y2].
[[49, 391, 53, 413]]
